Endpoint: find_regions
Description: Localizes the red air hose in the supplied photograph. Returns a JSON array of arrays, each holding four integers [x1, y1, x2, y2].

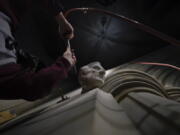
[[64, 8, 180, 70], [65, 7, 180, 47], [136, 62, 180, 71]]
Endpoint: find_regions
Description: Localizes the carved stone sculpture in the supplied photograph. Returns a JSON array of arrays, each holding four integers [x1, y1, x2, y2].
[[78, 62, 106, 93]]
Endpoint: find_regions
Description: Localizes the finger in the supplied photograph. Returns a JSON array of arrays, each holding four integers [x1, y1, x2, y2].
[[71, 49, 75, 55], [68, 34, 74, 39], [72, 55, 76, 59], [73, 56, 77, 63], [63, 30, 73, 36], [63, 32, 74, 39], [63, 33, 70, 38], [65, 35, 74, 40]]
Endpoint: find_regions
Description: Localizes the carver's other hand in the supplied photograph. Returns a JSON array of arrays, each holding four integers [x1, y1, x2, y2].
[[56, 12, 74, 40]]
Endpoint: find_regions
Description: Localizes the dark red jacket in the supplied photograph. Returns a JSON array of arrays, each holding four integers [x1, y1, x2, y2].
[[0, 0, 72, 101], [0, 58, 71, 101]]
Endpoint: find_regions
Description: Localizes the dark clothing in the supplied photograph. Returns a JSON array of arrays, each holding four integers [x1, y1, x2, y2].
[[0, 0, 72, 101], [0, 0, 64, 26], [0, 58, 71, 101]]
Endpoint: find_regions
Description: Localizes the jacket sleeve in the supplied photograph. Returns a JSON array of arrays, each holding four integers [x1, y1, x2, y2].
[[0, 57, 71, 101]]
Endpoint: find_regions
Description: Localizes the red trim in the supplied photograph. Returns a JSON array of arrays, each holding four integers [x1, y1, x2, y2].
[[136, 62, 180, 71]]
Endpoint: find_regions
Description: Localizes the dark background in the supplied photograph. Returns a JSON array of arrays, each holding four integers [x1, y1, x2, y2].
[[15, 0, 180, 91]]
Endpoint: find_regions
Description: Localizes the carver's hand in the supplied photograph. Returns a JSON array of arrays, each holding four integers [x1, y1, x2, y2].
[[63, 44, 76, 67], [56, 12, 74, 40]]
